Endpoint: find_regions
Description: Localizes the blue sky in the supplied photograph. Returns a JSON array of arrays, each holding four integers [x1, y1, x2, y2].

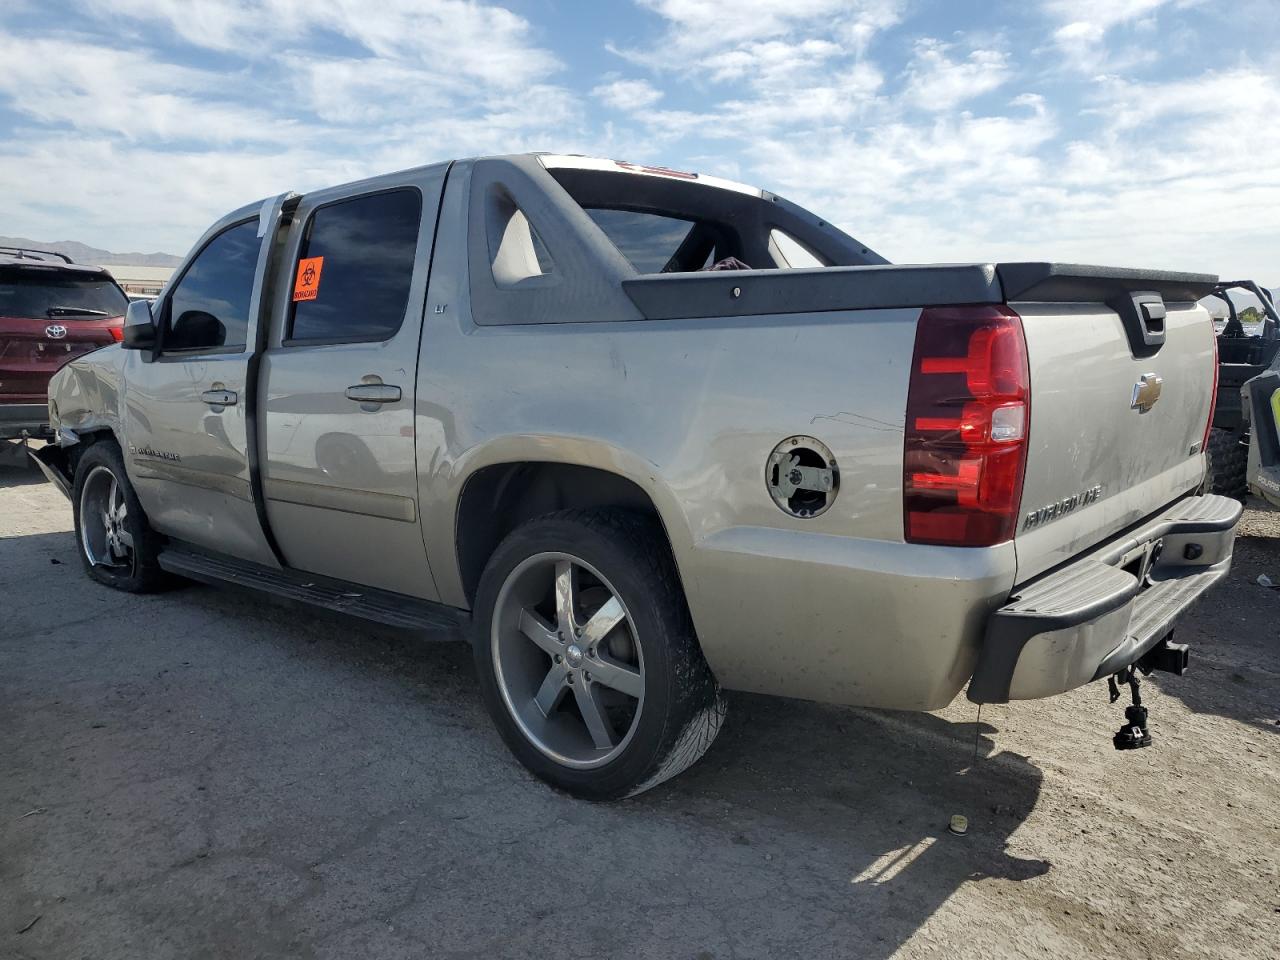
[[1, 0, 1277, 281]]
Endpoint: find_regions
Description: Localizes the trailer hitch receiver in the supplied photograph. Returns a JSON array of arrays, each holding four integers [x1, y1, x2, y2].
[[1138, 636, 1190, 676]]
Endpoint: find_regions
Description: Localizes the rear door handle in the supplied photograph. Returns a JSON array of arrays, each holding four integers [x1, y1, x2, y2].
[[200, 388, 238, 406], [345, 383, 401, 404]]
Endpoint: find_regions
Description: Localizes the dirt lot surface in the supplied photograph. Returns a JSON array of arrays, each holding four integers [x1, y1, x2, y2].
[[1, 448, 1277, 959]]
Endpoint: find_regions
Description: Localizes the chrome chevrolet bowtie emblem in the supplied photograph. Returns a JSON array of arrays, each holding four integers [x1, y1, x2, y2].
[[1131, 373, 1163, 413], [45, 324, 67, 339]]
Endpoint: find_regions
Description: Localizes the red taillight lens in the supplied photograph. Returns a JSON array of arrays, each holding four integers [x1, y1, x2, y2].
[[108, 325, 124, 342], [904, 305, 1030, 546]]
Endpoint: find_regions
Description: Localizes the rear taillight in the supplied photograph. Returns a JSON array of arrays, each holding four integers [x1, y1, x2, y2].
[[108, 326, 124, 342], [904, 305, 1030, 546], [1203, 314, 1218, 454]]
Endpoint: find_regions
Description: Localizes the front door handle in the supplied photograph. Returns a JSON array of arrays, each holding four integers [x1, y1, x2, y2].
[[201, 388, 238, 406], [345, 383, 401, 404]]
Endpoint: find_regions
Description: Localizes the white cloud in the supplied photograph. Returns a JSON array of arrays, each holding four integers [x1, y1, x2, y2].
[[717, 61, 886, 132], [0, 0, 579, 253], [630, 0, 888, 53], [1041, 0, 1200, 73], [0, 136, 313, 254], [602, 1, 892, 144], [902, 40, 1010, 111], [0, 36, 289, 144], [748, 95, 1056, 230], [1, 0, 1277, 285], [1043, 0, 1181, 34], [88, 0, 562, 89], [592, 79, 664, 112], [703, 38, 844, 86], [615, 0, 904, 77], [747, 63, 1280, 277], [84, 0, 262, 52], [597, 0, 1280, 279]]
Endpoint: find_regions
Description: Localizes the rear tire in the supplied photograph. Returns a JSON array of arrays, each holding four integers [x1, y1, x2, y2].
[[472, 508, 726, 800], [1206, 427, 1248, 501], [71, 440, 168, 593]]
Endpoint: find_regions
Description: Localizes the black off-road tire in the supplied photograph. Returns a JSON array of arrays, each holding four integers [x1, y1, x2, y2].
[[71, 440, 168, 593], [473, 508, 726, 800], [1206, 427, 1248, 501]]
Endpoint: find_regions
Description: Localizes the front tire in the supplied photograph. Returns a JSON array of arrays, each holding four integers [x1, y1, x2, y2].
[[71, 440, 167, 592], [473, 509, 726, 800]]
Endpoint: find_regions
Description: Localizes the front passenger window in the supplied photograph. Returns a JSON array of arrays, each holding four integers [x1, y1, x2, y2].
[[164, 219, 259, 352]]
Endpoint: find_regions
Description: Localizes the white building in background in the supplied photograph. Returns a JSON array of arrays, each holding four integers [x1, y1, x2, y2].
[[99, 264, 174, 299]]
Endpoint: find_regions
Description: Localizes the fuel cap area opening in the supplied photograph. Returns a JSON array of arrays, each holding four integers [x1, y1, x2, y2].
[[766, 436, 839, 518]]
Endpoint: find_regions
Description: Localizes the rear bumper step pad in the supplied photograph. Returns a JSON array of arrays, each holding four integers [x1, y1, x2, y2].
[[968, 493, 1242, 703]]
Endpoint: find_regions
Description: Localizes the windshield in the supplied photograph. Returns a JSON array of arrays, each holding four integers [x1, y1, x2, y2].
[[0, 267, 129, 319]]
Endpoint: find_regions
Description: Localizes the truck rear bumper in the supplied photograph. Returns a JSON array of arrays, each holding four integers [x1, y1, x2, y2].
[[968, 494, 1242, 703], [0, 403, 51, 440]]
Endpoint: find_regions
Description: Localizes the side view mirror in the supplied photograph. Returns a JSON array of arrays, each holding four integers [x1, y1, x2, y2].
[[122, 300, 157, 350]]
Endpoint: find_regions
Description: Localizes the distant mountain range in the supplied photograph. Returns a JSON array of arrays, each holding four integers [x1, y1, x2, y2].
[[0, 236, 182, 267]]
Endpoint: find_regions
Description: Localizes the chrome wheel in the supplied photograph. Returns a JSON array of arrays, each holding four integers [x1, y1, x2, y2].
[[79, 465, 135, 571], [491, 552, 645, 768]]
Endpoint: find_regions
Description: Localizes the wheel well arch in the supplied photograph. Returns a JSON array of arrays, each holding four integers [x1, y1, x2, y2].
[[73, 426, 119, 447], [455, 461, 669, 606], [53, 427, 120, 482]]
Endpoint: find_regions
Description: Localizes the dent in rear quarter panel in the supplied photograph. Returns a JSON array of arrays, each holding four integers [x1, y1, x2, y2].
[[1013, 302, 1214, 583]]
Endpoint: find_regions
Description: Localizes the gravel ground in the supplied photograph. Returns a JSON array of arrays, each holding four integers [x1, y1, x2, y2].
[[1, 447, 1277, 959]]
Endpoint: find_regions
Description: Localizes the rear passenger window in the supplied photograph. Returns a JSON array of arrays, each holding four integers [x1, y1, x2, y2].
[[288, 189, 421, 343], [164, 219, 259, 352]]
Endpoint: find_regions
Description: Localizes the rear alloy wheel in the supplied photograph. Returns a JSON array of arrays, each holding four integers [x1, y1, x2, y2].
[[492, 552, 646, 768], [72, 441, 167, 592], [474, 509, 726, 799]]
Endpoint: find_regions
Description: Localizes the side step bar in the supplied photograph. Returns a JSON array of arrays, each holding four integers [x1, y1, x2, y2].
[[158, 547, 469, 635]]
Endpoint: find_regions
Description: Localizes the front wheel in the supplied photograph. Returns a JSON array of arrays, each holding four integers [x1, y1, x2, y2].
[[473, 509, 726, 800], [72, 441, 167, 592]]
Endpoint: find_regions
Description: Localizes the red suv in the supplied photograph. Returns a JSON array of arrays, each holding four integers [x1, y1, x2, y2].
[[0, 247, 129, 439]]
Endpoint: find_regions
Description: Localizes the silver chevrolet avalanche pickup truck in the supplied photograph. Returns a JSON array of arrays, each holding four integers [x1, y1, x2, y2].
[[34, 154, 1241, 798]]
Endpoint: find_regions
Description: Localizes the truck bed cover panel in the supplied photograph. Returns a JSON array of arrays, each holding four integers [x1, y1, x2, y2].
[[998, 262, 1217, 304], [622, 263, 1003, 320]]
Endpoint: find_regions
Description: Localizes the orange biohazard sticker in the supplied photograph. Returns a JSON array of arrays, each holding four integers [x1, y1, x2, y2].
[[292, 256, 324, 302]]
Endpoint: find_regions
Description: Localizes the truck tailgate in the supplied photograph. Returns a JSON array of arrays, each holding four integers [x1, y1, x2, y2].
[[1013, 298, 1216, 583]]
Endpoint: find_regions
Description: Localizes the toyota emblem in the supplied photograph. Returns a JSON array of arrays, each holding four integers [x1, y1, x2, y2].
[[45, 324, 68, 340]]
